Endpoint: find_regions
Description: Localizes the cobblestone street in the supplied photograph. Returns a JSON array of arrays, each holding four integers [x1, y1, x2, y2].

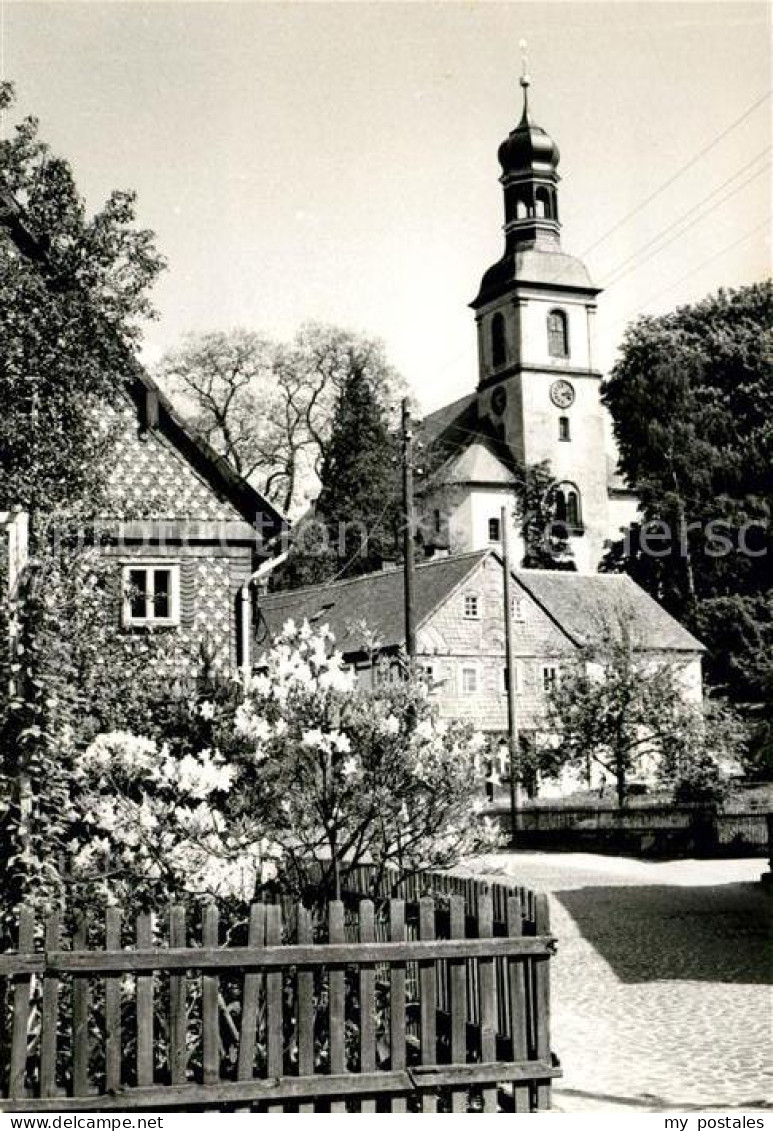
[[466, 853, 772, 1111]]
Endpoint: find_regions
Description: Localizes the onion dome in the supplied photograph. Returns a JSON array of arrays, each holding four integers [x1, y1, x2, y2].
[[497, 76, 560, 177]]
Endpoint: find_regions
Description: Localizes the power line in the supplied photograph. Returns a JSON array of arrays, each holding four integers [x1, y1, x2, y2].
[[601, 149, 771, 288], [583, 89, 772, 259], [607, 218, 770, 338]]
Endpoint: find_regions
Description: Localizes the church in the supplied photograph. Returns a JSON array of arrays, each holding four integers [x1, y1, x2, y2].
[[418, 69, 638, 572]]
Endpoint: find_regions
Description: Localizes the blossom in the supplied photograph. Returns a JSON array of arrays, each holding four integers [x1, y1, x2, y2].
[[341, 756, 358, 778], [302, 728, 325, 749], [331, 732, 352, 754], [199, 700, 215, 721]]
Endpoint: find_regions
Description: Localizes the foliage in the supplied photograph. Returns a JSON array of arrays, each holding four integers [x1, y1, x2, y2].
[[8, 620, 498, 918], [541, 612, 744, 807], [601, 282, 773, 714], [0, 542, 187, 922], [274, 363, 402, 587], [517, 460, 573, 569], [158, 323, 406, 516], [0, 82, 164, 520]]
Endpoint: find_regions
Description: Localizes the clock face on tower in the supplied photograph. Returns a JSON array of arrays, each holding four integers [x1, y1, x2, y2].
[[549, 379, 575, 409], [491, 385, 507, 415]]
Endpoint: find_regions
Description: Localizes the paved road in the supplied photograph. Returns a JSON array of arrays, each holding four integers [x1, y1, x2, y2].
[[464, 853, 772, 1111]]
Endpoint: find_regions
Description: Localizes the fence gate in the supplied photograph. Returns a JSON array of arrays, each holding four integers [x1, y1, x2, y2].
[[0, 883, 560, 1112]]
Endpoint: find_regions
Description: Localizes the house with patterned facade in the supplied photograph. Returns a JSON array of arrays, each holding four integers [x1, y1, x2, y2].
[[3, 372, 286, 678], [101, 370, 287, 675], [258, 550, 704, 785]]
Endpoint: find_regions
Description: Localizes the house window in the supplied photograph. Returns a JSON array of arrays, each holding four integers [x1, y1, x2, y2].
[[491, 312, 507, 368], [122, 564, 180, 628], [542, 665, 558, 693], [547, 309, 569, 358], [460, 665, 479, 694], [488, 516, 501, 543], [417, 663, 435, 688], [434, 509, 442, 534], [558, 415, 571, 441], [463, 594, 480, 620], [512, 595, 525, 621]]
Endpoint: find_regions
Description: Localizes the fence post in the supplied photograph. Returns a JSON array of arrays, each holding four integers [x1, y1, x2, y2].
[[533, 894, 553, 1111], [9, 906, 34, 1099], [389, 899, 407, 1113]]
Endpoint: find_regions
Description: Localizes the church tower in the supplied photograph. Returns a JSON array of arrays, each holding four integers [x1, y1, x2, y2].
[[470, 66, 611, 570]]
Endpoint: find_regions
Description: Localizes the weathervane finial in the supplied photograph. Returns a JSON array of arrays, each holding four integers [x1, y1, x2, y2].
[[518, 38, 531, 120]]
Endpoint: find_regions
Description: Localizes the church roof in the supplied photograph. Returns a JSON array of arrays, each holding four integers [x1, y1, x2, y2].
[[258, 551, 703, 659], [419, 391, 478, 447], [434, 440, 517, 487], [472, 247, 599, 308]]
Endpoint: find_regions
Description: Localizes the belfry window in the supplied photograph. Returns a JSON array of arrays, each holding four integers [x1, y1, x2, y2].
[[491, 312, 506, 368], [547, 309, 569, 358], [535, 186, 552, 219]]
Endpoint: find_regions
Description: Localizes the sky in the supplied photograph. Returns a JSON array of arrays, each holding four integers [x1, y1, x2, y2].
[[1, 0, 770, 413]]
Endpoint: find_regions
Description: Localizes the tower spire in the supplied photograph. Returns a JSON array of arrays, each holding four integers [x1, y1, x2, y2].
[[518, 38, 531, 122]]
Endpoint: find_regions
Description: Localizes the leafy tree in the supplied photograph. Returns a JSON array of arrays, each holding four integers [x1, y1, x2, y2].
[[517, 460, 573, 569], [601, 283, 772, 720], [273, 360, 402, 587], [542, 614, 744, 808], [0, 82, 164, 523], [158, 323, 406, 516], [0, 83, 167, 918]]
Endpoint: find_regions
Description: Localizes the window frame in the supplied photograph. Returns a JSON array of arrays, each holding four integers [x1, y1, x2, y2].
[[121, 562, 181, 629], [558, 415, 571, 441], [547, 308, 570, 359], [542, 664, 559, 693], [463, 593, 481, 620], [491, 312, 507, 369], [488, 516, 501, 543], [459, 663, 480, 695]]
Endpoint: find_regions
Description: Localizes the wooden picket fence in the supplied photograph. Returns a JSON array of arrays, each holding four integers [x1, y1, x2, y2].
[[0, 877, 560, 1112]]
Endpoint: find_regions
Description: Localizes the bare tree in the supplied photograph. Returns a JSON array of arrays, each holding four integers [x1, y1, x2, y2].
[[157, 322, 406, 515]]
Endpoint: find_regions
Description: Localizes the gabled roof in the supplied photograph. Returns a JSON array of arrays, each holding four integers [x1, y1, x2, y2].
[[258, 551, 487, 655], [259, 550, 703, 658], [434, 439, 518, 487], [126, 368, 288, 537], [420, 392, 478, 448], [513, 568, 704, 653]]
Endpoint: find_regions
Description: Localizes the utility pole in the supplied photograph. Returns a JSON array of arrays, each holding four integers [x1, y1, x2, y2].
[[402, 398, 417, 661], [501, 504, 520, 844]]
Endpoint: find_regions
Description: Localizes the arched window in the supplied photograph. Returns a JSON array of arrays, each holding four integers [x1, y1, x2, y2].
[[555, 482, 582, 530], [535, 186, 551, 219], [516, 197, 529, 220], [547, 309, 569, 358], [491, 312, 506, 368]]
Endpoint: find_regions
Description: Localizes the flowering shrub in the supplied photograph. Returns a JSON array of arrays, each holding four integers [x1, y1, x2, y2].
[[25, 620, 498, 915], [224, 619, 500, 900]]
